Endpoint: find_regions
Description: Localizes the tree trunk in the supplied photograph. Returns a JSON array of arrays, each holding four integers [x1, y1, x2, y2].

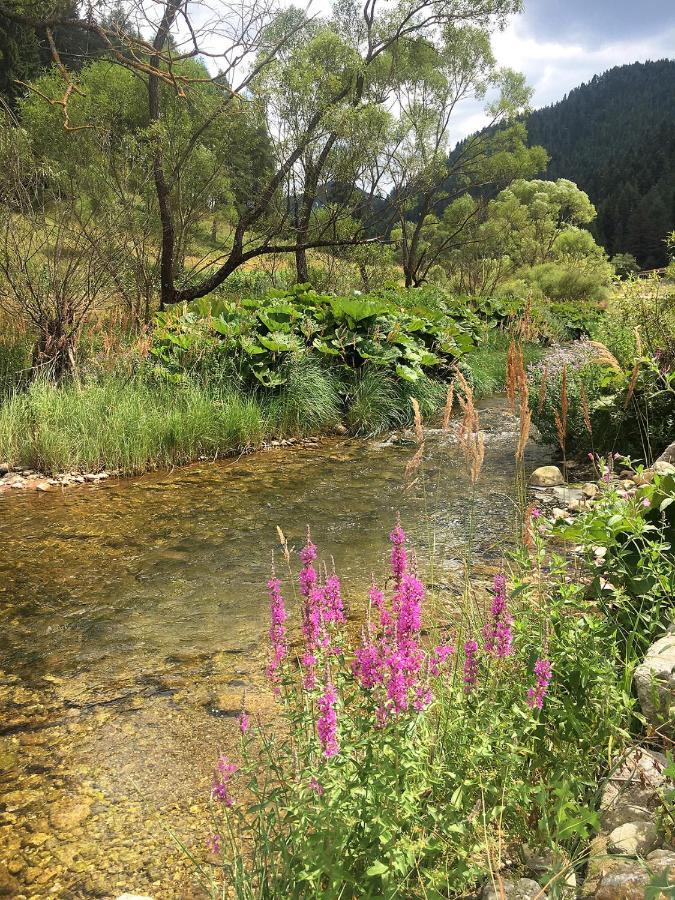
[[32, 317, 76, 381], [295, 246, 309, 283]]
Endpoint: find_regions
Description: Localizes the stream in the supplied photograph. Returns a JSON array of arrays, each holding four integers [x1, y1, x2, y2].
[[0, 397, 551, 899]]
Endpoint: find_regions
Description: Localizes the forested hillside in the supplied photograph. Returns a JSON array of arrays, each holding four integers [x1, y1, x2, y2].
[[526, 59, 675, 267]]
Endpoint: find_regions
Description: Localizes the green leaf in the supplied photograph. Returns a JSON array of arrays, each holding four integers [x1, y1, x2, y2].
[[366, 861, 389, 877]]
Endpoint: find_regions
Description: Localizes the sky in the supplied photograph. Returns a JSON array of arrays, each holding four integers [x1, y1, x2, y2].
[[449, 0, 675, 142]]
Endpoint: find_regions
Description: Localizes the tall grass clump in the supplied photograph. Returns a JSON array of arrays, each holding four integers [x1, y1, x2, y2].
[[0, 375, 265, 473], [345, 368, 401, 435], [266, 356, 342, 436]]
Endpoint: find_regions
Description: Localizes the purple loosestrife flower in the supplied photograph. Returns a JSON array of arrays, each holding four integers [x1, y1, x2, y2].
[[390, 520, 407, 587], [308, 777, 324, 796], [299, 535, 318, 597], [527, 658, 552, 710], [324, 572, 346, 625], [211, 756, 238, 806], [396, 573, 424, 642], [316, 682, 339, 757], [352, 640, 384, 689], [430, 643, 454, 676], [482, 573, 513, 658], [304, 584, 326, 650], [238, 711, 250, 735], [463, 640, 479, 693], [206, 833, 222, 854], [301, 651, 317, 690], [266, 576, 287, 683]]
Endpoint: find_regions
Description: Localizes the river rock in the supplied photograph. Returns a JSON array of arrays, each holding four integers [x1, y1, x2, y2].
[[482, 877, 545, 899], [594, 849, 675, 899], [607, 821, 659, 857], [522, 845, 575, 896], [582, 482, 599, 499], [551, 485, 585, 505], [0, 866, 20, 897], [49, 797, 92, 831], [653, 461, 675, 477], [600, 748, 669, 831], [530, 466, 565, 487], [634, 626, 675, 736], [116, 895, 155, 900], [0, 462, 8, 476]]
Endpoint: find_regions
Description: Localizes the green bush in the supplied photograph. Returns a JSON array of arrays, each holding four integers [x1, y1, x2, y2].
[[151, 284, 480, 391], [530, 354, 675, 462]]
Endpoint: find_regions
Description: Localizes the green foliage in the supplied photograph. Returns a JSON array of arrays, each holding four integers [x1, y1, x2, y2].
[[0, 375, 265, 474], [530, 354, 675, 462], [151, 284, 480, 391], [267, 356, 342, 435], [345, 368, 403, 435], [554, 470, 675, 660], [465, 332, 543, 398]]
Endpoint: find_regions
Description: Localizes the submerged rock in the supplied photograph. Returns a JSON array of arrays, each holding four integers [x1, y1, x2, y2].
[[530, 465, 564, 487]]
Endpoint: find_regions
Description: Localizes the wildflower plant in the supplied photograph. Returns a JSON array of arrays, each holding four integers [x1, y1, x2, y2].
[[196, 513, 648, 900]]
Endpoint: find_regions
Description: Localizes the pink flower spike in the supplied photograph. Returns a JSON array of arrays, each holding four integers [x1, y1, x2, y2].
[[527, 658, 553, 710], [206, 833, 222, 854], [317, 682, 339, 757], [239, 712, 250, 735], [308, 777, 324, 796], [463, 640, 479, 692], [530, 507, 541, 519]]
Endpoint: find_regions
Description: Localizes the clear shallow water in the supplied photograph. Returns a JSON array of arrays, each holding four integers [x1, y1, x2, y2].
[[0, 398, 551, 898]]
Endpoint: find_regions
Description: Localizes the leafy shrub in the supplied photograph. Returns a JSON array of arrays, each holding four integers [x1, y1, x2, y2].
[[152, 284, 480, 392], [531, 351, 675, 462]]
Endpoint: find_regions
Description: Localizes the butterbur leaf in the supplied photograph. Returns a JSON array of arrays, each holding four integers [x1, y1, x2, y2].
[[366, 861, 389, 877], [395, 363, 420, 382]]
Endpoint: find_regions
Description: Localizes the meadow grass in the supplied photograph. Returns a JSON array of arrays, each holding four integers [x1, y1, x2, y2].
[[0, 376, 266, 474]]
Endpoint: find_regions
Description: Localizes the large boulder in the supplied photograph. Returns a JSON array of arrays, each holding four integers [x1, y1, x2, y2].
[[594, 849, 675, 899], [634, 626, 675, 737], [600, 748, 669, 831], [530, 466, 565, 487], [607, 821, 659, 857]]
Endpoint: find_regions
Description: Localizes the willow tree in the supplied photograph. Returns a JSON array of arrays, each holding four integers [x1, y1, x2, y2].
[[384, 25, 547, 287]]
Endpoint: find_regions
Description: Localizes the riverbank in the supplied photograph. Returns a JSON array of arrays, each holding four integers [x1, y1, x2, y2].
[[0, 341, 541, 487]]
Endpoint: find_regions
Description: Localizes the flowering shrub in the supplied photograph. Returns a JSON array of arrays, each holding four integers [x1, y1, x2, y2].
[[198, 516, 643, 898]]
